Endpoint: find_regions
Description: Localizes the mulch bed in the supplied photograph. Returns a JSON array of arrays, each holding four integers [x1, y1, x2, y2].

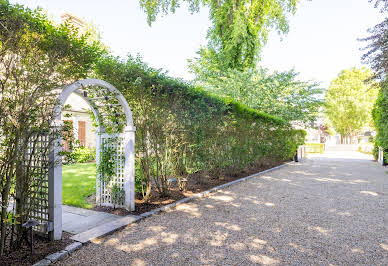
[[93, 161, 282, 215], [1, 160, 283, 265], [1, 232, 73, 266]]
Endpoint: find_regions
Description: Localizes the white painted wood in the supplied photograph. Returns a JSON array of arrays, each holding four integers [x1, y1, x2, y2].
[[49, 125, 63, 240], [55, 79, 134, 127], [51, 79, 136, 239], [124, 128, 136, 211], [95, 127, 102, 205], [378, 147, 384, 166]]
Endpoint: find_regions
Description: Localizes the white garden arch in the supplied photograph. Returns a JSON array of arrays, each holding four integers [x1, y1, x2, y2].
[[45, 79, 136, 240]]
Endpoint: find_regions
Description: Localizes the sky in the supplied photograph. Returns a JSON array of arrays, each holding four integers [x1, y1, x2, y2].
[[12, 0, 386, 88]]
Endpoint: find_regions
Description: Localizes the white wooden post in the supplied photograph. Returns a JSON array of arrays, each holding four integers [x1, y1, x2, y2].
[[378, 147, 385, 166], [95, 126, 102, 206], [73, 116, 79, 142], [48, 126, 62, 240], [123, 126, 136, 211]]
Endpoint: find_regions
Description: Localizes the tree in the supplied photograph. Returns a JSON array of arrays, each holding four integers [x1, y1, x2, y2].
[[369, 0, 388, 12], [362, 0, 388, 157], [372, 83, 388, 153], [199, 68, 323, 125], [139, 0, 298, 72], [0, 1, 103, 254], [324, 68, 378, 143], [361, 0, 388, 80], [361, 18, 388, 81]]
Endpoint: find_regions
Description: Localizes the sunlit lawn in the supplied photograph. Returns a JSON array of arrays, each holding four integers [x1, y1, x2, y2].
[[62, 162, 96, 209]]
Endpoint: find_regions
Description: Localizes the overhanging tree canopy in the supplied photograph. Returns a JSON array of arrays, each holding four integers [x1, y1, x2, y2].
[[140, 0, 298, 71]]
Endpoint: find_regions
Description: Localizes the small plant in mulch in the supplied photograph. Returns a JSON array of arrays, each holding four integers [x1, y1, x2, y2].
[[111, 184, 125, 209]]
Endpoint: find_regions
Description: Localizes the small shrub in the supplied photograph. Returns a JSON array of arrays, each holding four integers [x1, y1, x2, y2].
[[111, 184, 125, 209], [62, 146, 96, 164], [305, 143, 325, 153], [73, 146, 96, 163], [357, 143, 374, 155]]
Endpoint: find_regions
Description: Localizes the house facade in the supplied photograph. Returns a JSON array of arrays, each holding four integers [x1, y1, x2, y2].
[[62, 93, 96, 149]]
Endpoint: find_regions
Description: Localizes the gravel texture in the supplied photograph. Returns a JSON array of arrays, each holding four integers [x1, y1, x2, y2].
[[57, 152, 388, 265]]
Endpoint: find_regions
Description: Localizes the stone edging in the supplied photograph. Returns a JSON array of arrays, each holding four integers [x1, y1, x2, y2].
[[33, 161, 294, 265], [33, 242, 83, 265]]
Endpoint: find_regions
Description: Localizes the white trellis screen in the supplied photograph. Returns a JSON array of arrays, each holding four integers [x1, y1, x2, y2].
[[25, 134, 52, 234], [96, 132, 135, 210]]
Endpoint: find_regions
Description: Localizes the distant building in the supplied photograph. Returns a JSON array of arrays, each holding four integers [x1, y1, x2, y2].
[[62, 94, 96, 149], [60, 12, 86, 33]]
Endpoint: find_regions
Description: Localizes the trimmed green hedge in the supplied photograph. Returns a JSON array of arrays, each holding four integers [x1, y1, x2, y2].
[[305, 143, 325, 153], [372, 84, 388, 159], [95, 56, 306, 197]]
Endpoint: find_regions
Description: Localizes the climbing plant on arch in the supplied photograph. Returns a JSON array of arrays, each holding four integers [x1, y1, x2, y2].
[[35, 79, 136, 240]]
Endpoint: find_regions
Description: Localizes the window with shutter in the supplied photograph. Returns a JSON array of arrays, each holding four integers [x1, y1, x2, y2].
[[78, 121, 86, 147]]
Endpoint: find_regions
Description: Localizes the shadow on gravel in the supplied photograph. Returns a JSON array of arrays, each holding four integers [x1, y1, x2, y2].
[[59, 154, 388, 265]]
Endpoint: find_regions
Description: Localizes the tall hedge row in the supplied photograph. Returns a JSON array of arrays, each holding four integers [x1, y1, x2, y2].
[[95, 56, 305, 199], [372, 82, 388, 159]]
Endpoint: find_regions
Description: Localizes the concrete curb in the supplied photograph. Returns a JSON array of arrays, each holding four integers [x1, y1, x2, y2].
[[32, 242, 83, 265], [34, 161, 294, 265], [71, 215, 142, 243]]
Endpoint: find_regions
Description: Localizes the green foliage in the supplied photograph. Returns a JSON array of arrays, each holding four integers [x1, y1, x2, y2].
[[73, 147, 96, 163], [60, 120, 95, 164], [111, 184, 125, 208], [62, 147, 96, 164], [0, 1, 104, 253], [362, 1, 388, 159], [368, 0, 388, 12], [0, 3, 306, 252], [325, 67, 378, 141], [198, 68, 323, 125], [140, 0, 298, 72], [305, 143, 324, 154], [358, 143, 374, 155], [372, 82, 388, 157], [95, 54, 305, 199], [97, 138, 118, 184], [361, 1, 388, 80]]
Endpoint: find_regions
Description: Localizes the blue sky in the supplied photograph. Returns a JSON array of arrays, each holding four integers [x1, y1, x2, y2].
[[14, 0, 386, 87]]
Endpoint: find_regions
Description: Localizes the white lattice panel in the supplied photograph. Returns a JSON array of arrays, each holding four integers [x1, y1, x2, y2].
[[98, 134, 126, 207], [26, 134, 50, 233]]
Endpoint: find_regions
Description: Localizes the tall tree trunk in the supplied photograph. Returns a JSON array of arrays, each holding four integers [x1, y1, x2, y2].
[[142, 180, 152, 203]]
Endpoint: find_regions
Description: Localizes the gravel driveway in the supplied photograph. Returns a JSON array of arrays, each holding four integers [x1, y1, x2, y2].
[[58, 152, 388, 265]]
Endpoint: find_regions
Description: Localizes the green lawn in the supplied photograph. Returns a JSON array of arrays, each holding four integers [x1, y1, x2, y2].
[[62, 162, 96, 209]]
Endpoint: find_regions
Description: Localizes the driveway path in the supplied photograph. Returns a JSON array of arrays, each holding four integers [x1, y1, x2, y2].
[[58, 151, 388, 265], [62, 205, 122, 234]]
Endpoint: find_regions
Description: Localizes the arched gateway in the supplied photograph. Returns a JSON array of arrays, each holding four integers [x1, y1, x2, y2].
[[44, 79, 135, 240]]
